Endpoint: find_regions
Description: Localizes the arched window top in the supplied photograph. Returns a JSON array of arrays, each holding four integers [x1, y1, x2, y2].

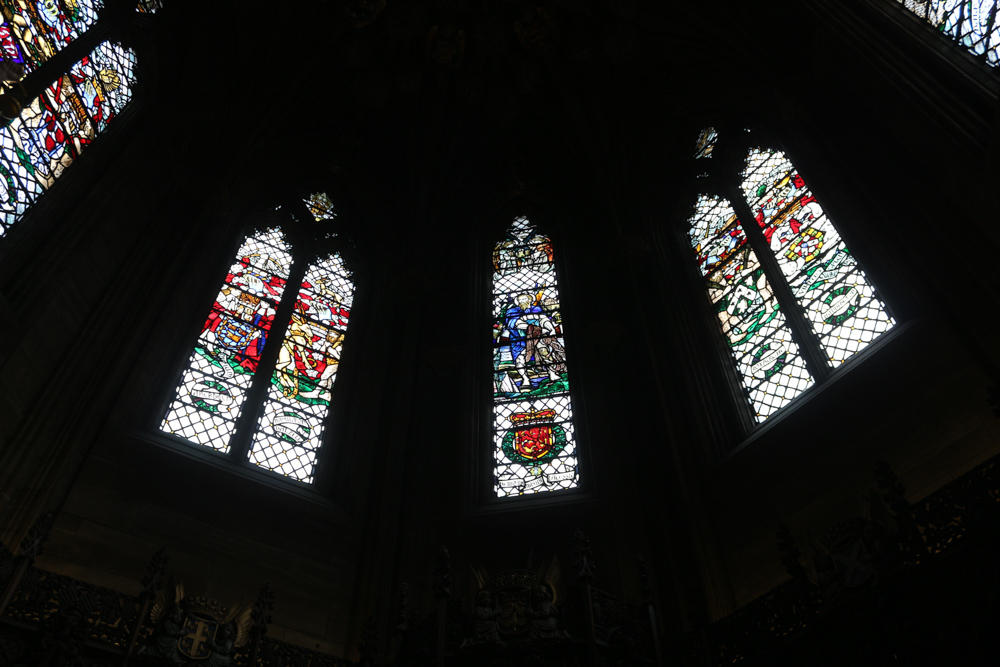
[[491, 215, 579, 497], [896, 1, 999, 66], [686, 129, 895, 423], [161, 194, 356, 485]]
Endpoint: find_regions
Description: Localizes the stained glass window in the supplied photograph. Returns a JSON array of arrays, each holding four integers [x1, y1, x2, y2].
[[686, 131, 895, 423], [161, 194, 353, 484], [1, 0, 103, 73], [492, 216, 579, 497], [896, 1, 999, 65], [740, 149, 895, 367], [248, 252, 354, 483], [161, 228, 292, 453], [688, 195, 815, 419], [0, 40, 135, 236]]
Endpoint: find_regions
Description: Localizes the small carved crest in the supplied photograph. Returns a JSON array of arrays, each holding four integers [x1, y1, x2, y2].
[[147, 581, 253, 660]]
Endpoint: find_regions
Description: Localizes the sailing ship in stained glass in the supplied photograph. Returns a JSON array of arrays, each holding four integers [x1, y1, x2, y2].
[[492, 216, 578, 497], [248, 252, 354, 483], [160, 228, 292, 452]]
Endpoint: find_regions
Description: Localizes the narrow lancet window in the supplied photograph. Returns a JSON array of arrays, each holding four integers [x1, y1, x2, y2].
[[689, 195, 815, 419], [739, 150, 895, 366], [686, 130, 895, 423], [248, 252, 354, 482], [492, 216, 579, 496], [161, 228, 292, 452]]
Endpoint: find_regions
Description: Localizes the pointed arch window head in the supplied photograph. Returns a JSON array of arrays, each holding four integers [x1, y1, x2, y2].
[[687, 131, 895, 422], [492, 216, 579, 497], [160, 194, 355, 484]]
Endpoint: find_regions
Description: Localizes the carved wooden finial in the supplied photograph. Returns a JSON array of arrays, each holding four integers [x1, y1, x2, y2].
[[432, 546, 452, 600], [394, 583, 409, 636], [252, 583, 275, 634], [636, 555, 651, 602], [359, 614, 378, 666], [18, 511, 56, 563], [140, 547, 168, 598], [573, 529, 595, 582]]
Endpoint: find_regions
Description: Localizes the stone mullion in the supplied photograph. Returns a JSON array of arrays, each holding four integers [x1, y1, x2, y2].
[[723, 182, 831, 383]]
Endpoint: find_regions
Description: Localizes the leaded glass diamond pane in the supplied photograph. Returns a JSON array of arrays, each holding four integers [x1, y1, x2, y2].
[[160, 366, 247, 452], [492, 216, 579, 496]]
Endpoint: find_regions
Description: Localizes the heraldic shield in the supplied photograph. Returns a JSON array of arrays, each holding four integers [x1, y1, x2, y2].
[[178, 613, 219, 660], [469, 556, 563, 638], [502, 409, 567, 465], [142, 579, 254, 662], [491, 569, 535, 635]]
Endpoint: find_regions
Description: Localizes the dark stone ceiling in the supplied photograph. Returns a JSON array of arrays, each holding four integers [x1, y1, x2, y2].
[[144, 0, 789, 229]]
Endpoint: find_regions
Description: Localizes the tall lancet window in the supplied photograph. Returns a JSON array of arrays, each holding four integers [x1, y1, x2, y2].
[[492, 216, 579, 497], [687, 128, 895, 422], [160, 193, 354, 484]]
